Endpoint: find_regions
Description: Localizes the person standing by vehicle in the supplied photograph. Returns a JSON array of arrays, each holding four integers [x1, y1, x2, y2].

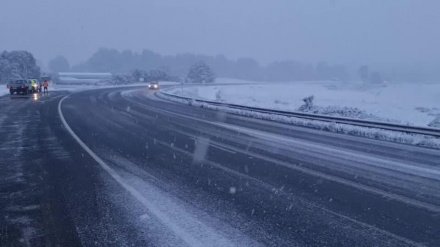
[[43, 80, 49, 94]]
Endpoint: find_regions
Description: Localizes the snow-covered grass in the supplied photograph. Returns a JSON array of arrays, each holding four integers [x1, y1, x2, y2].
[[164, 80, 440, 127], [158, 89, 440, 150]]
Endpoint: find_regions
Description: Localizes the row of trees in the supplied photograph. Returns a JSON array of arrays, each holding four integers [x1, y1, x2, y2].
[[358, 65, 383, 84], [48, 55, 70, 73], [0, 49, 395, 85], [68, 48, 348, 82], [48, 49, 391, 84], [131, 68, 179, 82], [7, 48, 434, 84], [110, 61, 215, 84], [0, 51, 40, 82], [186, 61, 215, 83]]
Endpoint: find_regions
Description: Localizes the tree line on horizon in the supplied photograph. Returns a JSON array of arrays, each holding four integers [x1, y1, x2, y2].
[[1, 48, 436, 84], [66, 48, 348, 82]]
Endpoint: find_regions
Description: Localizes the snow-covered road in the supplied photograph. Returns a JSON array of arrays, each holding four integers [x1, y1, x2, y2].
[[2, 85, 439, 246]]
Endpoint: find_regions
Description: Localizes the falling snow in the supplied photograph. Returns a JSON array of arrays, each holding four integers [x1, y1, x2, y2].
[[229, 187, 237, 194]]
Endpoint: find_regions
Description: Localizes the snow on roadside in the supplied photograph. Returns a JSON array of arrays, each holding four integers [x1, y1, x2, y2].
[[297, 104, 400, 123], [157, 92, 440, 149], [163, 80, 440, 127], [429, 117, 440, 128], [0, 85, 9, 97], [51, 81, 179, 92]]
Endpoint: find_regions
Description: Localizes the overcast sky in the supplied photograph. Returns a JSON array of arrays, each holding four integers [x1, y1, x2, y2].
[[1, 0, 439, 67]]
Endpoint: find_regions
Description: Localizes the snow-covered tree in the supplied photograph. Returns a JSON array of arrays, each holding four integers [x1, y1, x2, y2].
[[187, 61, 215, 83], [0, 59, 15, 81], [48, 55, 70, 72], [131, 69, 147, 81], [146, 69, 170, 82], [110, 74, 135, 85], [358, 65, 369, 83], [428, 117, 440, 128], [0, 50, 40, 82], [298, 95, 315, 111], [131, 68, 179, 83], [369, 71, 383, 84]]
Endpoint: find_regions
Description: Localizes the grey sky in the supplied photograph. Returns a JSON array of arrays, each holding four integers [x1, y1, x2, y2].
[[1, 0, 439, 67]]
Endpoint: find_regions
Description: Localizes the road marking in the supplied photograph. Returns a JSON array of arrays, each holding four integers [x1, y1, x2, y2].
[[58, 95, 204, 247], [190, 137, 236, 154]]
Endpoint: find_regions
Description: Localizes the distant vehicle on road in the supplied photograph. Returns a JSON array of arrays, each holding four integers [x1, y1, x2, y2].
[[8, 80, 29, 95], [148, 81, 159, 90]]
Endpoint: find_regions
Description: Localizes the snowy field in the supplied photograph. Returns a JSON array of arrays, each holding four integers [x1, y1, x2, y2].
[[164, 80, 440, 127]]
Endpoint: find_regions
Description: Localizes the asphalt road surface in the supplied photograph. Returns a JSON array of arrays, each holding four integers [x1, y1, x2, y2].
[[1, 87, 439, 247]]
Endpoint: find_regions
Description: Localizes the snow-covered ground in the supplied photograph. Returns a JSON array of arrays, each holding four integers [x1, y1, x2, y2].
[[158, 92, 440, 149], [164, 80, 440, 127], [0, 85, 9, 97]]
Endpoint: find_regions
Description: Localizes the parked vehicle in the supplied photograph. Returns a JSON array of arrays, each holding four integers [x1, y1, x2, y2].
[[8, 80, 29, 95], [28, 79, 40, 93]]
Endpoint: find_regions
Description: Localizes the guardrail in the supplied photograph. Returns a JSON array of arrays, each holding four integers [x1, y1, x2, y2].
[[160, 92, 440, 138]]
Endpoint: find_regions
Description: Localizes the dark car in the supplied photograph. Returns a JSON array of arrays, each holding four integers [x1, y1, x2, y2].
[[8, 80, 29, 95]]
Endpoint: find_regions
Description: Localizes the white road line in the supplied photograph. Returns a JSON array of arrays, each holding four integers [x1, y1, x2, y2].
[[190, 137, 236, 154], [208, 143, 237, 154], [58, 95, 204, 247]]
